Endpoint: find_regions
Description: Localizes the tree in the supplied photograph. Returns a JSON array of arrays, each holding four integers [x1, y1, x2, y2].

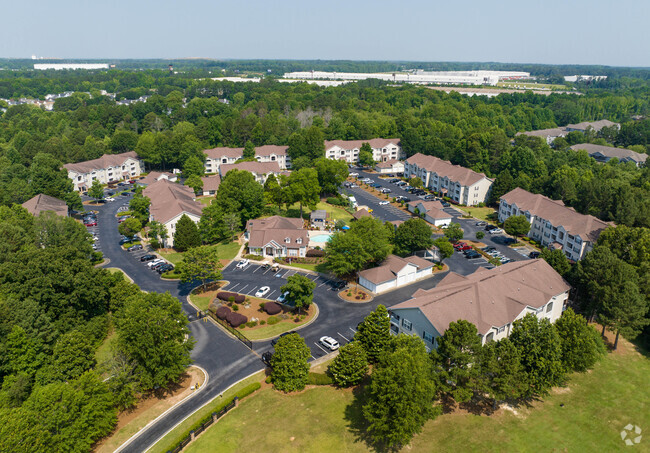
[[554, 308, 606, 372], [128, 194, 151, 224], [184, 174, 203, 194], [147, 220, 168, 247], [409, 176, 423, 188], [52, 330, 96, 381], [287, 126, 324, 163], [314, 158, 348, 195], [280, 274, 316, 314], [325, 232, 370, 278], [509, 314, 565, 397], [243, 140, 255, 159], [173, 214, 201, 251], [362, 335, 438, 449], [118, 217, 141, 237], [480, 338, 527, 408], [348, 216, 393, 263], [327, 341, 368, 387], [599, 280, 648, 350], [222, 212, 240, 242], [215, 169, 264, 223], [432, 320, 483, 403], [503, 215, 530, 238], [88, 180, 104, 200], [358, 142, 375, 167], [355, 305, 391, 363], [110, 130, 138, 152], [433, 237, 454, 263], [541, 248, 571, 276], [176, 245, 223, 291], [114, 292, 194, 391], [476, 231, 485, 240], [198, 203, 227, 244], [286, 168, 320, 218], [183, 155, 205, 177], [270, 333, 311, 392], [263, 174, 286, 209], [393, 218, 433, 256], [443, 222, 464, 242]]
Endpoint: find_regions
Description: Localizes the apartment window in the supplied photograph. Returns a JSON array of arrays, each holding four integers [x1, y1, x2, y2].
[[402, 319, 412, 331], [546, 302, 553, 313], [77, 176, 82, 181], [486, 332, 494, 342], [422, 331, 434, 343], [497, 325, 505, 334], [558, 231, 564, 240], [222, 158, 227, 163], [390, 312, 400, 324], [288, 249, 298, 257]]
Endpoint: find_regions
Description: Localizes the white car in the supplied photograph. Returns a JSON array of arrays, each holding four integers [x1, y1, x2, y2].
[[489, 228, 505, 235], [350, 184, 359, 188], [378, 200, 390, 205], [255, 286, 271, 298], [236, 259, 250, 269], [147, 259, 165, 268], [105, 197, 115, 202], [349, 172, 359, 177], [276, 291, 289, 303], [319, 336, 340, 351]]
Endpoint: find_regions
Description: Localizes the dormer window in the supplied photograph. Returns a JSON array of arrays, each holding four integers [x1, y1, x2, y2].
[[296, 238, 302, 244], [222, 158, 227, 163], [285, 237, 290, 243]]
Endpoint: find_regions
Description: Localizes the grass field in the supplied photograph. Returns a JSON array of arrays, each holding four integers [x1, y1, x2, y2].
[[184, 341, 649, 452], [242, 307, 316, 341], [105, 267, 134, 282], [197, 196, 216, 206], [282, 261, 329, 273], [279, 201, 354, 223], [94, 328, 116, 366], [498, 81, 569, 91], [159, 242, 241, 265], [458, 206, 497, 222]]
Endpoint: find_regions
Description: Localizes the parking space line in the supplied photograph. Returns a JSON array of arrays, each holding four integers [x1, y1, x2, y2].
[[251, 266, 260, 274], [318, 280, 330, 288], [267, 290, 276, 300], [349, 327, 357, 335], [246, 287, 257, 295], [337, 332, 350, 342], [313, 342, 329, 354]]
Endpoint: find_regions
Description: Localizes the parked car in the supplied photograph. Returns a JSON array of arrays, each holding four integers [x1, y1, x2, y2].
[[483, 246, 496, 252], [261, 351, 273, 366], [119, 236, 138, 245], [465, 251, 481, 259], [380, 188, 392, 194], [476, 221, 487, 227], [424, 195, 436, 200], [489, 228, 504, 235], [147, 259, 165, 269], [319, 336, 340, 351], [151, 261, 169, 271], [485, 224, 499, 231], [350, 184, 359, 188], [236, 259, 250, 269], [441, 201, 450, 207], [331, 280, 348, 291], [349, 172, 359, 177], [255, 286, 271, 298], [84, 221, 97, 227], [501, 237, 517, 245], [261, 263, 271, 270], [157, 264, 175, 273], [529, 251, 541, 259], [127, 244, 143, 251], [378, 200, 390, 205], [140, 254, 157, 262], [271, 331, 297, 346], [276, 291, 290, 303], [454, 242, 472, 251]]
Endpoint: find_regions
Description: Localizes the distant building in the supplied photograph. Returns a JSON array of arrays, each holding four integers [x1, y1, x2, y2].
[[143, 179, 203, 248], [403, 153, 493, 206], [375, 159, 405, 174], [310, 210, 328, 230], [569, 143, 647, 167], [389, 260, 570, 350], [245, 216, 308, 258], [518, 119, 620, 145], [203, 145, 290, 174], [352, 208, 372, 220], [407, 200, 452, 227], [359, 254, 434, 294], [324, 138, 403, 164], [218, 161, 283, 184], [34, 63, 109, 70], [137, 171, 177, 186], [21, 194, 68, 217], [498, 188, 611, 261], [64, 152, 144, 192], [253, 145, 291, 169], [200, 175, 221, 196], [564, 75, 607, 83]]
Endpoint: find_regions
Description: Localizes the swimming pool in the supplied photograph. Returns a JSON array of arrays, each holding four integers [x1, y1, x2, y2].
[[310, 234, 332, 242]]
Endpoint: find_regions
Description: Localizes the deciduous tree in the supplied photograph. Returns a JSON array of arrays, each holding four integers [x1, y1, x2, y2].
[[280, 274, 316, 314], [327, 341, 368, 387], [554, 308, 606, 372], [176, 245, 223, 291], [173, 214, 201, 251], [443, 222, 464, 242], [355, 305, 391, 363], [270, 333, 311, 392], [393, 218, 433, 256], [503, 215, 530, 238], [215, 169, 264, 223]]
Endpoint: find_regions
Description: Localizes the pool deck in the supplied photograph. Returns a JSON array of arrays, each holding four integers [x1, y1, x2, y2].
[[308, 230, 333, 247]]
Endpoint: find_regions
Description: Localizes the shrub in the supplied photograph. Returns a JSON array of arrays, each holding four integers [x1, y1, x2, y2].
[[476, 231, 485, 240], [264, 301, 282, 315], [259, 302, 266, 310], [218, 292, 245, 303], [246, 321, 258, 328], [326, 197, 347, 206], [226, 312, 247, 327], [306, 249, 325, 257], [260, 320, 266, 325], [307, 372, 334, 386], [215, 306, 231, 320], [243, 254, 264, 261], [232, 304, 239, 312], [267, 316, 279, 325]]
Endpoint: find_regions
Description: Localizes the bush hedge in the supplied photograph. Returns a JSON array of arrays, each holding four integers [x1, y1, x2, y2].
[[326, 197, 347, 206], [264, 301, 282, 315], [215, 306, 231, 320], [217, 292, 245, 303], [306, 249, 325, 257], [226, 312, 248, 327], [267, 316, 279, 325], [243, 254, 264, 261]]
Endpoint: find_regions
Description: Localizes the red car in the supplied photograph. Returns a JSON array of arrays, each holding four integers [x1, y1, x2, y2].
[[84, 221, 97, 227], [453, 242, 472, 251]]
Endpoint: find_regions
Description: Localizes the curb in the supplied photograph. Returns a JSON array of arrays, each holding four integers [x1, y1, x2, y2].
[[115, 365, 209, 453]]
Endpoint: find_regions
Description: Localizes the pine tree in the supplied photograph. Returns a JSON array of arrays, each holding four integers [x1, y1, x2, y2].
[[173, 214, 201, 251], [328, 341, 368, 387], [355, 305, 391, 363], [270, 333, 311, 392]]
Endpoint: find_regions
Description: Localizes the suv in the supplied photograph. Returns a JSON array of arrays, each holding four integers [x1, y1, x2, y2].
[[319, 336, 340, 351], [529, 251, 541, 259], [261, 351, 273, 366], [140, 254, 157, 262], [156, 263, 174, 273], [127, 244, 143, 252], [236, 259, 250, 269]]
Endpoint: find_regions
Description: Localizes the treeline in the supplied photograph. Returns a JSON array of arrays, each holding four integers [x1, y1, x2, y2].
[[0, 207, 193, 452]]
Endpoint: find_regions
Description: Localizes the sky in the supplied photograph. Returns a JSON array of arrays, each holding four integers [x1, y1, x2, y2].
[[2, 0, 649, 67]]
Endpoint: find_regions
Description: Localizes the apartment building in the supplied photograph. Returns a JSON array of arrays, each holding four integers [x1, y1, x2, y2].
[[218, 161, 283, 184], [403, 153, 493, 206], [253, 145, 291, 169], [64, 151, 144, 192], [569, 143, 648, 167], [324, 139, 403, 164], [498, 188, 611, 261], [204, 145, 290, 174], [389, 260, 570, 351], [518, 119, 620, 145]]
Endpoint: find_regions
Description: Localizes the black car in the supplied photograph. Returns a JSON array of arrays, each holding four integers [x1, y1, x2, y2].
[[119, 236, 138, 245], [502, 237, 517, 245], [529, 251, 541, 259], [331, 280, 348, 291], [157, 264, 174, 273], [140, 254, 157, 262], [465, 251, 481, 259], [441, 201, 450, 207], [483, 246, 496, 252], [261, 351, 273, 366], [151, 262, 169, 271], [271, 331, 297, 346], [485, 224, 498, 231]]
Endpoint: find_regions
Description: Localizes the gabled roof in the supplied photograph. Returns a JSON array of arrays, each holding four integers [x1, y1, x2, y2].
[[375, 159, 403, 168], [500, 187, 611, 242], [408, 200, 451, 220], [254, 145, 288, 157], [391, 260, 570, 336], [569, 143, 647, 164], [63, 151, 139, 174], [359, 254, 433, 285], [220, 161, 281, 176], [565, 119, 619, 132], [517, 128, 567, 138], [310, 209, 327, 220], [324, 138, 401, 151], [21, 194, 68, 217], [246, 216, 308, 249], [405, 153, 490, 187], [352, 209, 371, 220], [143, 179, 203, 224], [204, 147, 244, 160], [201, 175, 221, 192], [139, 171, 176, 185]]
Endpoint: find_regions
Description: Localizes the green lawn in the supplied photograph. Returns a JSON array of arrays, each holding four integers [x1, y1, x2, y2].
[[458, 206, 497, 222], [160, 242, 242, 265], [243, 311, 315, 341], [94, 328, 116, 367], [184, 345, 650, 452], [189, 292, 212, 311], [149, 371, 266, 453], [105, 267, 133, 282], [278, 201, 353, 223], [282, 261, 329, 273], [159, 250, 184, 264], [197, 196, 216, 206], [498, 81, 569, 91]]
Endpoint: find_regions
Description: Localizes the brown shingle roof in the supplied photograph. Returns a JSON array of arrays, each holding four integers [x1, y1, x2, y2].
[[517, 128, 567, 138], [143, 179, 203, 224], [21, 194, 68, 217], [565, 119, 619, 132], [204, 147, 244, 160], [63, 151, 139, 174], [246, 216, 308, 249], [324, 138, 401, 150], [254, 145, 288, 157], [220, 161, 281, 176], [139, 171, 176, 185], [392, 260, 570, 336], [201, 175, 221, 192], [569, 143, 647, 164], [375, 159, 401, 168], [359, 254, 433, 285], [352, 209, 372, 220], [408, 200, 451, 220], [405, 153, 490, 187], [500, 187, 611, 242]]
